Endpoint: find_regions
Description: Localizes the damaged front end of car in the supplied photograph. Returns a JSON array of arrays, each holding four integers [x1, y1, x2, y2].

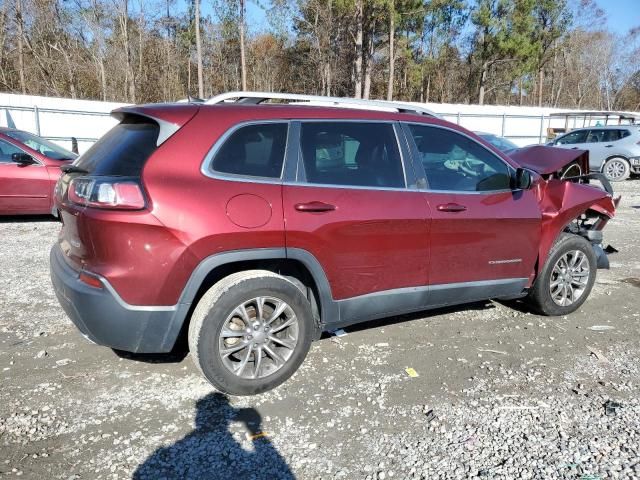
[[509, 145, 620, 272]]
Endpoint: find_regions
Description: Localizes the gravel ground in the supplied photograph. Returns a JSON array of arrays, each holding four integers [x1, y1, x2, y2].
[[1, 180, 639, 480]]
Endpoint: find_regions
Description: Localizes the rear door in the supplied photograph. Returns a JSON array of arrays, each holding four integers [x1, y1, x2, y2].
[[403, 123, 541, 305], [283, 121, 430, 320], [0, 139, 50, 214], [581, 129, 610, 170], [591, 129, 631, 170]]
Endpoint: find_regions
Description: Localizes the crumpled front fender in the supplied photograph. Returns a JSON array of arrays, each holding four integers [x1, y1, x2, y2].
[[536, 179, 616, 276]]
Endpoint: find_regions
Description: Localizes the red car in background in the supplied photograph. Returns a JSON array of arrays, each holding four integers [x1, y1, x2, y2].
[[0, 127, 77, 215]]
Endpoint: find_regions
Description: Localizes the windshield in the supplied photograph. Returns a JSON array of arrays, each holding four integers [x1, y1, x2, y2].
[[479, 134, 519, 153], [5, 130, 77, 160]]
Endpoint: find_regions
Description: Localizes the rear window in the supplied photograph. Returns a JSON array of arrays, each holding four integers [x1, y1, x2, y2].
[[587, 129, 630, 143], [74, 117, 159, 176], [210, 123, 288, 179]]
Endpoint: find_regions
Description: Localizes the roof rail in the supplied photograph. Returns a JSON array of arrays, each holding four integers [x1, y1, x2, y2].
[[204, 91, 440, 118]]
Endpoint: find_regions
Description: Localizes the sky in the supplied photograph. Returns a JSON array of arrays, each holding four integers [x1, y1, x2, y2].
[[198, 0, 640, 37], [598, 0, 640, 35]]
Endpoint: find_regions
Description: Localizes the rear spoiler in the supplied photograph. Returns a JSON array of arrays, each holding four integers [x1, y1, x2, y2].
[[111, 104, 199, 146]]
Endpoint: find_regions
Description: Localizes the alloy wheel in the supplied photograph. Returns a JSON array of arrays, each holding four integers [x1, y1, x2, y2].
[[603, 159, 627, 181], [218, 296, 299, 380], [549, 250, 590, 307]]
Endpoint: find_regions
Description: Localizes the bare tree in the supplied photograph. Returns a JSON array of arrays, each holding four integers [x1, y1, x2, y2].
[[353, 0, 363, 98], [0, 0, 637, 111], [386, 0, 394, 101], [239, 0, 247, 90], [15, 0, 26, 94], [195, 0, 204, 97]]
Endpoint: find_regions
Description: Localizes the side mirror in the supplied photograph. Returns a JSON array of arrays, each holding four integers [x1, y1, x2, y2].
[[513, 168, 533, 190], [12, 153, 36, 165]]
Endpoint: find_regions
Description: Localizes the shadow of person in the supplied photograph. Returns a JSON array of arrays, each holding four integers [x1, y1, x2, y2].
[[133, 392, 295, 480]]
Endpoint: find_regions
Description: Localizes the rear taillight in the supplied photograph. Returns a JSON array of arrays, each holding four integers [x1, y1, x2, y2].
[[68, 177, 146, 210]]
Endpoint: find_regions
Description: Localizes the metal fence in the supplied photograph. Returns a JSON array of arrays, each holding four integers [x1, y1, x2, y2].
[[2, 103, 554, 147], [1, 104, 112, 145], [440, 112, 549, 144]]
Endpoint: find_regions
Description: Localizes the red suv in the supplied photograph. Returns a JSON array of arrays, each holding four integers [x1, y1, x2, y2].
[[50, 93, 617, 395]]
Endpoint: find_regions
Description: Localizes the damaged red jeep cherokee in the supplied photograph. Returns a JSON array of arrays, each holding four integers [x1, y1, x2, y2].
[[50, 92, 618, 395]]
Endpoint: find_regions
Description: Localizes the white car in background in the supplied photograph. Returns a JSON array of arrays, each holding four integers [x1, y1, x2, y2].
[[547, 126, 640, 181]]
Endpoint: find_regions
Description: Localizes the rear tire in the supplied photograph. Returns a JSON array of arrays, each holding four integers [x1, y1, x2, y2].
[[602, 157, 630, 182], [188, 270, 314, 395], [526, 233, 597, 316]]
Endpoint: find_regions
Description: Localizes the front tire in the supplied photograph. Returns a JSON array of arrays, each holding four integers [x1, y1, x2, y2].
[[602, 157, 630, 182], [526, 233, 597, 316], [188, 270, 314, 395]]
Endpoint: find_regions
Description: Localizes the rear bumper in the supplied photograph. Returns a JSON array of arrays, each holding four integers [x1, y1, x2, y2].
[[50, 244, 185, 353]]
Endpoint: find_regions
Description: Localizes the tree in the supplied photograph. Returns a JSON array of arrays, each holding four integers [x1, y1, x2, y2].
[[194, 0, 204, 97], [0, 0, 636, 111], [386, 0, 394, 99], [530, 0, 570, 106], [239, 0, 247, 90]]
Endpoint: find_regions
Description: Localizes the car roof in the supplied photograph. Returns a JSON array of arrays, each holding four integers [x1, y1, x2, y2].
[[117, 102, 456, 129], [570, 125, 635, 130]]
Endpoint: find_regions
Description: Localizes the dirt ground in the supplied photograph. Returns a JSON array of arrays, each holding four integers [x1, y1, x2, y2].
[[1, 180, 639, 480]]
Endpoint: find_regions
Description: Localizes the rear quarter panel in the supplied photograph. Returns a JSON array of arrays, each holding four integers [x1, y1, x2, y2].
[[137, 108, 287, 306]]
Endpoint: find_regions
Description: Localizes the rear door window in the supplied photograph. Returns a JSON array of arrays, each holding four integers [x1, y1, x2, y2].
[[299, 122, 405, 188], [75, 117, 159, 176], [210, 123, 288, 179]]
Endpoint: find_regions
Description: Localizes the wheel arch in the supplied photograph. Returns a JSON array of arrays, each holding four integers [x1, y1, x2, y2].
[[168, 248, 337, 351], [601, 155, 631, 179], [601, 154, 630, 170], [536, 203, 615, 280]]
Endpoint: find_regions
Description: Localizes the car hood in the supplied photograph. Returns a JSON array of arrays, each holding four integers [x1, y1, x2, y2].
[[508, 145, 589, 175]]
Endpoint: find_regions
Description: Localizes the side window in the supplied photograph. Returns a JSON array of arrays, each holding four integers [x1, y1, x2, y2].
[[210, 123, 288, 179], [300, 122, 404, 188], [407, 124, 511, 192], [586, 130, 603, 143], [602, 129, 628, 142], [0, 139, 25, 163], [556, 130, 588, 145]]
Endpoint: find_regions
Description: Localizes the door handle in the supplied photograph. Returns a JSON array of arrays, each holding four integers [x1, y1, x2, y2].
[[605, 144, 613, 148], [294, 201, 336, 213], [571, 147, 579, 149], [437, 203, 467, 213]]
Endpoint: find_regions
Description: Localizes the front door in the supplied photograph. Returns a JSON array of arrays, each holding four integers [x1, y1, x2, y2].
[[283, 121, 431, 323], [0, 139, 50, 214], [403, 123, 541, 305], [554, 129, 589, 154]]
